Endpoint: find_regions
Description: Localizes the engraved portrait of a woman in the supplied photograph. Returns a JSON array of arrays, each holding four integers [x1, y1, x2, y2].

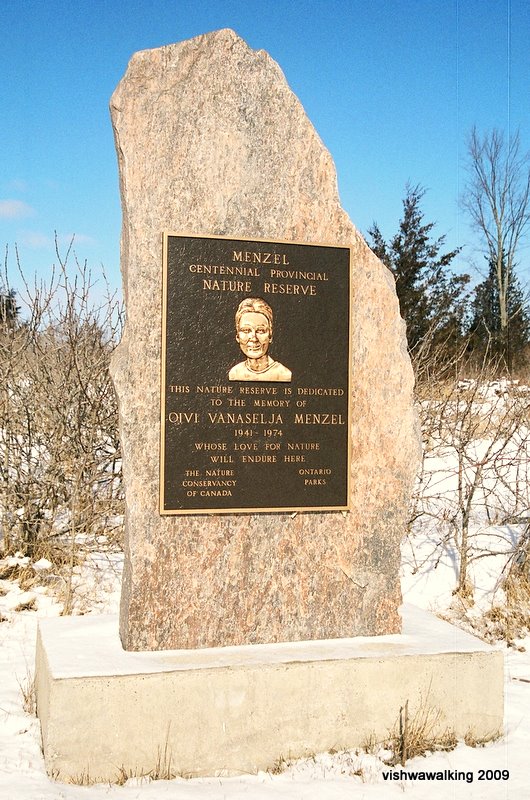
[[228, 298, 292, 382]]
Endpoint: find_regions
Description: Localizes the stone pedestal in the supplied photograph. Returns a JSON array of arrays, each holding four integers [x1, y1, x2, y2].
[[35, 606, 503, 783]]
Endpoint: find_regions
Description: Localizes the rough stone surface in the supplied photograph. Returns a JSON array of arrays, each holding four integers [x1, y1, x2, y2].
[[110, 28, 421, 651]]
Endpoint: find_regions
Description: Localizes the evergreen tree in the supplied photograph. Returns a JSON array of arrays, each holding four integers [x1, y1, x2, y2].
[[368, 185, 469, 360], [469, 253, 530, 371]]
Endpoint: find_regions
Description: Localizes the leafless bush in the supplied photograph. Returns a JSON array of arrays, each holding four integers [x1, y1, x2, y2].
[[0, 241, 124, 608], [410, 352, 530, 603]]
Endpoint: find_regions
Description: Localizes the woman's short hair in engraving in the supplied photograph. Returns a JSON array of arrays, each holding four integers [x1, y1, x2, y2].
[[235, 298, 273, 336]]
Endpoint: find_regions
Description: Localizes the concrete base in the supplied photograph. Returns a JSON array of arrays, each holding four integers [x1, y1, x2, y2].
[[35, 605, 503, 783]]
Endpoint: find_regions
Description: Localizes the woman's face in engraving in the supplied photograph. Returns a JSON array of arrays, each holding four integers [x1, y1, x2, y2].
[[236, 312, 271, 360]]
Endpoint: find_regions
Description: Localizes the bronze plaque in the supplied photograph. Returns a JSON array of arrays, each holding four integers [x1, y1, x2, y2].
[[160, 234, 351, 514]]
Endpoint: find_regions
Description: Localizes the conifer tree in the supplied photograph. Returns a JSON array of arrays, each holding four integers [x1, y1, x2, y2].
[[368, 184, 469, 362]]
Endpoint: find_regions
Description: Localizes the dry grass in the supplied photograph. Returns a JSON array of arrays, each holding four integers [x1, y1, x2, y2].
[[66, 770, 92, 786], [0, 562, 24, 581], [113, 735, 177, 785], [0, 553, 61, 592], [362, 694, 502, 766], [14, 596, 36, 612], [464, 728, 502, 747], [18, 670, 36, 716], [269, 755, 290, 775], [361, 731, 380, 756], [385, 699, 457, 765], [149, 738, 177, 781], [269, 753, 317, 775], [481, 604, 530, 646]]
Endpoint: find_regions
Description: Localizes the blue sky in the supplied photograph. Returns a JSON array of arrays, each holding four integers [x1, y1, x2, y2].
[[1, 0, 528, 294]]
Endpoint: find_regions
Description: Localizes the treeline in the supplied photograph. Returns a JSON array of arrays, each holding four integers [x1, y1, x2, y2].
[[367, 128, 530, 379]]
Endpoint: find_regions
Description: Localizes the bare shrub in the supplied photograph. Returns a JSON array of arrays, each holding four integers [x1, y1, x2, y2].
[[0, 241, 124, 609], [409, 352, 530, 604]]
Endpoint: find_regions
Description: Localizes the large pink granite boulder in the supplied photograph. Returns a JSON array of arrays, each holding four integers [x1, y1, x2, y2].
[[110, 29, 420, 650]]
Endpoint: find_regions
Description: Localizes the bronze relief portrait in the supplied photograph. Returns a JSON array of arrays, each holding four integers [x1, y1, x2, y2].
[[228, 298, 292, 382]]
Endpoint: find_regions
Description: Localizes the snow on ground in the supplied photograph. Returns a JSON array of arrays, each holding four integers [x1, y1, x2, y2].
[[1, 547, 529, 800]]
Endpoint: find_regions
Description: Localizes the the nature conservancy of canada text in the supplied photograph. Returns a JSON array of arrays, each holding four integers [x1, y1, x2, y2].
[[382, 769, 510, 783]]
